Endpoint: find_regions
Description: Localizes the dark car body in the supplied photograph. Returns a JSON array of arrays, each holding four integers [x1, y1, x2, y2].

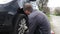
[[0, 0, 36, 32]]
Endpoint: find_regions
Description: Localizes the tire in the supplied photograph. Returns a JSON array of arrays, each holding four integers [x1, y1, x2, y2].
[[13, 14, 28, 34]]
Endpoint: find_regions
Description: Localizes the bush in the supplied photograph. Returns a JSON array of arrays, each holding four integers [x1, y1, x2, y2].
[[54, 7, 60, 16], [54, 10, 60, 16]]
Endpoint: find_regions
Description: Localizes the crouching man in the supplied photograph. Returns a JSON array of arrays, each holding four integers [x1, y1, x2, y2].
[[23, 3, 51, 34]]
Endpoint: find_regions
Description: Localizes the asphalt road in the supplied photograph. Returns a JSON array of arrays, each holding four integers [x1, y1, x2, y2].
[[50, 15, 60, 34]]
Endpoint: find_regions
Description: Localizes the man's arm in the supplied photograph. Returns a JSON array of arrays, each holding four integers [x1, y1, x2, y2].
[[27, 17, 38, 34], [37, 13, 51, 34]]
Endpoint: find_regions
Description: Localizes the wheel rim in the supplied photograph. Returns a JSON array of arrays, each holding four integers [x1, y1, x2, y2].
[[18, 18, 28, 34]]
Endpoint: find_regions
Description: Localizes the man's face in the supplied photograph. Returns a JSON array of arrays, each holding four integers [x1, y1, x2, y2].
[[24, 10, 31, 15]]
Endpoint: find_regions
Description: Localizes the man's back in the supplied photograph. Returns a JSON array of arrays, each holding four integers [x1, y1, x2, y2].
[[28, 10, 51, 34]]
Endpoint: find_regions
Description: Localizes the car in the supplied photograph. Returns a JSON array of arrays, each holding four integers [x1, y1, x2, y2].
[[0, 0, 36, 34]]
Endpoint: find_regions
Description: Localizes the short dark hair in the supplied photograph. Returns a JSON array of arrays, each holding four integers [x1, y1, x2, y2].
[[23, 3, 33, 12]]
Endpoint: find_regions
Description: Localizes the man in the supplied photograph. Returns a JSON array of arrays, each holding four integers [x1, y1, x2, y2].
[[23, 3, 51, 34]]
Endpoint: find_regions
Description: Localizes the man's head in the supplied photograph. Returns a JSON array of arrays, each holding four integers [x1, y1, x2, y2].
[[23, 3, 33, 15]]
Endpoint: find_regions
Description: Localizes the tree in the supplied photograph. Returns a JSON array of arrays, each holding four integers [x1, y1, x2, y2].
[[37, 0, 50, 14], [54, 7, 60, 15]]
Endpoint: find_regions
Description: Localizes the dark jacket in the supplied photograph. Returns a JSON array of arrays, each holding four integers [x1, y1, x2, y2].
[[28, 10, 51, 34]]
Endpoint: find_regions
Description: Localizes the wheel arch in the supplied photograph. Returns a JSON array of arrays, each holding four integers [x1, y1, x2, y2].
[[12, 14, 27, 27]]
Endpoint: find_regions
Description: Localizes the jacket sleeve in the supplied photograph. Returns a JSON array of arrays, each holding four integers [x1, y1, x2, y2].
[[37, 14, 51, 34], [27, 17, 38, 34]]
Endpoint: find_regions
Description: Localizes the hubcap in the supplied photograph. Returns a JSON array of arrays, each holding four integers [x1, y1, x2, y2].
[[18, 18, 28, 34]]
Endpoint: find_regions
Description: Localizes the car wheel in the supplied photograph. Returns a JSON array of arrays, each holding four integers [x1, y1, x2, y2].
[[13, 14, 28, 34]]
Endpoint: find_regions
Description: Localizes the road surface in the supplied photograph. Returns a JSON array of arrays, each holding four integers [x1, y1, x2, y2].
[[50, 15, 60, 34]]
